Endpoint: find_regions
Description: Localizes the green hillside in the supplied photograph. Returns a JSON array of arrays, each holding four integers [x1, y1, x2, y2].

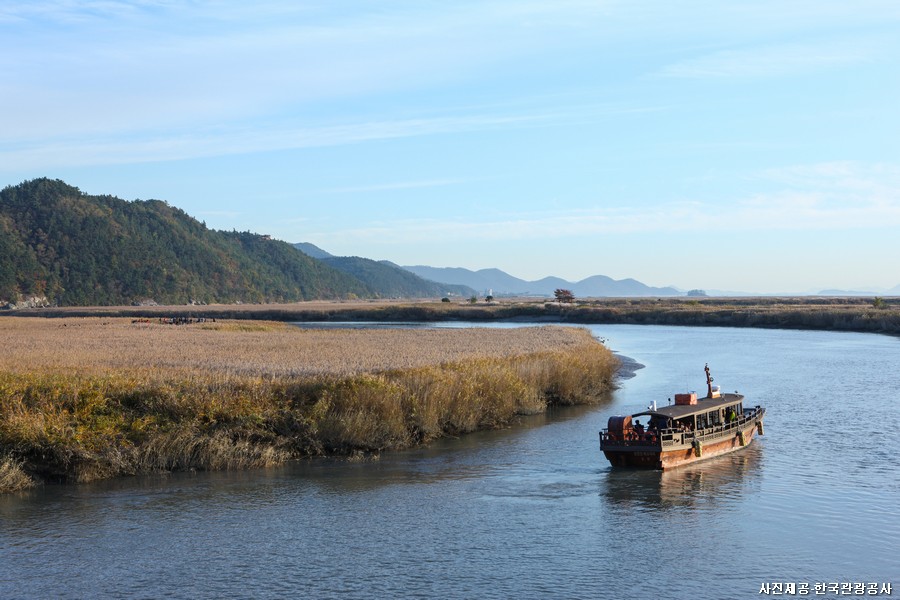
[[0, 178, 369, 306], [320, 256, 474, 298]]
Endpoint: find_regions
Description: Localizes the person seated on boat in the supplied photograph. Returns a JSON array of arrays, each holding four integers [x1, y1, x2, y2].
[[634, 420, 645, 435], [726, 408, 737, 423]]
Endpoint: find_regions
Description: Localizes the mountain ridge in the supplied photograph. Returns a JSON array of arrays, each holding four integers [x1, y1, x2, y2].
[[0, 178, 368, 306], [292, 246, 475, 298], [402, 265, 682, 297]]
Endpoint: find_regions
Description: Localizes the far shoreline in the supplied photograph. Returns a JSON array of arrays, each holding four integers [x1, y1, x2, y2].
[[4, 296, 899, 336]]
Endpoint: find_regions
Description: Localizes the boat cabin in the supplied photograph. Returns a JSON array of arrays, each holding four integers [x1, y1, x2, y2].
[[631, 393, 746, 437]]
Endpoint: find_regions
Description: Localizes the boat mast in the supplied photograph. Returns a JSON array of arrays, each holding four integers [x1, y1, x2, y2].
[[705, 363, 713, 398]]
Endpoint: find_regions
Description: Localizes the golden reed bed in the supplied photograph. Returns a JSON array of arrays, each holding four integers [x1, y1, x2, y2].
[[0, 317, 599, 377], [0, 318, 618, 491]]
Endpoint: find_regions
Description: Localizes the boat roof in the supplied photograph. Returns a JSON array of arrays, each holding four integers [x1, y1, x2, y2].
[[633, 393, 745, 420]]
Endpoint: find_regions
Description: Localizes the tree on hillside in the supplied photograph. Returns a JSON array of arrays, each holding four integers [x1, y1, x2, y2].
[[554, 288, 575, 303]]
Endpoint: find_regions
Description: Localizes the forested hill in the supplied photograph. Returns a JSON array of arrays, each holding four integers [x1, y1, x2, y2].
[[0, 178, 369, 306], [318, 256, 475, 298]]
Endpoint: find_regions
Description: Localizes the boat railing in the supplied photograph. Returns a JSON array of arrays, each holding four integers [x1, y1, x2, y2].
[[599, 429, 664, 448], [692, 405, 765, 444], [600, 406, 765, 448]]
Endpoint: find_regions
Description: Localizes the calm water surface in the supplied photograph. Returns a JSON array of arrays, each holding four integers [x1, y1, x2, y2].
[[2, 324, 899, 599]]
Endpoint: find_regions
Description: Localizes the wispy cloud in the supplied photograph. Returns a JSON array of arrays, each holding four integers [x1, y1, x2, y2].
[[316, 179, 470, 195], [760, 161, 900, 191], [195, 210, 242, 219], [0, 102, 656, 171], [5, 0, 894, 173], [0, 114, 528, 171], [659, 38, 880, 79], [0, 1, 613, 137], [306, 162, 900, 244], [2, 0, 685, 174]]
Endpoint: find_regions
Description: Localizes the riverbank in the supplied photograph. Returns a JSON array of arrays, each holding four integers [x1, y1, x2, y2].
[[0, 318, 617, 492], [7, 296, 900, 335]]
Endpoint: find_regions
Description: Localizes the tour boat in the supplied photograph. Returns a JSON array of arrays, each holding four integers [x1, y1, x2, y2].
[[599, 364, 765, 470]]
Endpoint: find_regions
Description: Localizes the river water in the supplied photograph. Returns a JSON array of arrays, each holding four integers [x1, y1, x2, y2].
[[2, 324, 899, 599]]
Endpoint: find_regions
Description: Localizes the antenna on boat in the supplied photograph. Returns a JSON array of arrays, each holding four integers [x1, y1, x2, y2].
[[705, 363, 714, 398]]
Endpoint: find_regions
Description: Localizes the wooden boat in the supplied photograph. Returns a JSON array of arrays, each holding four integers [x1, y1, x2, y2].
[[600, 364, 765, 470]]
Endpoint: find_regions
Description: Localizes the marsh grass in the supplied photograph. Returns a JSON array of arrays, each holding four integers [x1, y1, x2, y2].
[[0, 454, 33, 491], [0, 318, 617, 490]]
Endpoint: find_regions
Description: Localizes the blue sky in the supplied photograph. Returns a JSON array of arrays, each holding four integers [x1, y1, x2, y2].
[[2, 1, 899, 294]]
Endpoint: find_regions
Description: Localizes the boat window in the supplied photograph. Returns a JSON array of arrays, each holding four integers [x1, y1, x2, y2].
[[725, 405, 740, 422]]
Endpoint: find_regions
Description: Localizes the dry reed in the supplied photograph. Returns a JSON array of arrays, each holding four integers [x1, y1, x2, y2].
[[0, 317, 597, 376], [0, 318, 618, 491], [0, 455, 34, 491]]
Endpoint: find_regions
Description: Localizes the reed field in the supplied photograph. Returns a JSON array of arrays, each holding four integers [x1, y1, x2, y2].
[[0, 318, 618, 491]]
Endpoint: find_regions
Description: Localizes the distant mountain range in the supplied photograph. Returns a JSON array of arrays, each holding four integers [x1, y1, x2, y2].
[[402, 265, 682, 297], [817, 286, 900, 296], [293, 244, 474, 298], [295, 244, 680, 297]]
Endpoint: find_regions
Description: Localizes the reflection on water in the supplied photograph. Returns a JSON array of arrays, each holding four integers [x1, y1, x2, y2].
[[3, 324, 900, 599], [601, 444, 763, 513]]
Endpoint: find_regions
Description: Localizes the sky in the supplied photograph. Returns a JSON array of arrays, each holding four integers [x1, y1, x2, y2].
[[2, 1, 900, 294]]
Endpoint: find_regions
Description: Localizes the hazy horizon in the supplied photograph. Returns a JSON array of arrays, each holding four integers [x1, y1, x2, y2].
[[2, 2, 899, 294]]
